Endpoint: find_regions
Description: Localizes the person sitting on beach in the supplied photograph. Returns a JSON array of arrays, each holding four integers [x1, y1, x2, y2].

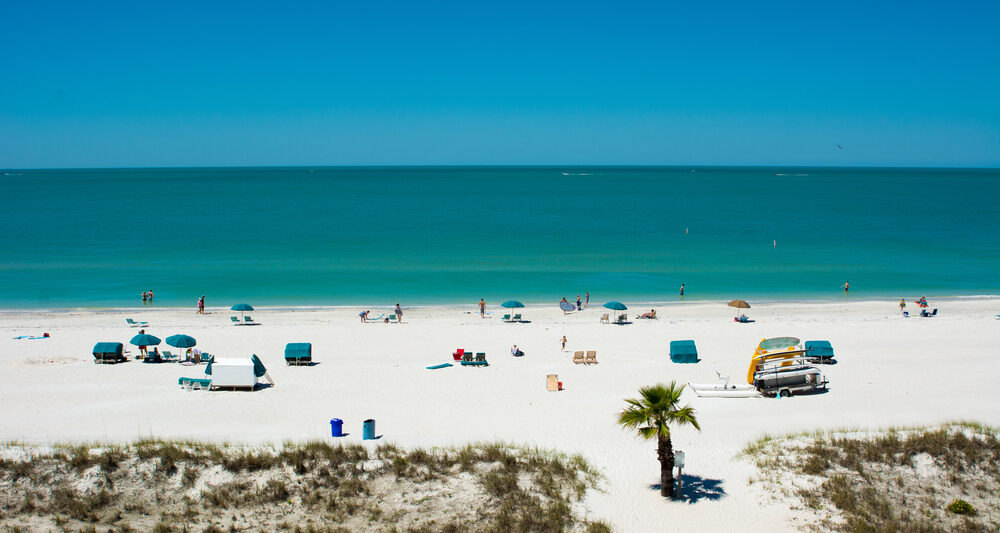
[[511, 345, 524, 357], [638, 309, 656, 319], [149, 346, 159, 361]]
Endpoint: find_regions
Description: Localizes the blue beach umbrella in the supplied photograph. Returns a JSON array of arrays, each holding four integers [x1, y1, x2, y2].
[[129, 333, 160, 346], [603, 301, 628, 311], [231, 303, 254, 321], [501, 300, 525, 309], [166, 334, 197, 349]]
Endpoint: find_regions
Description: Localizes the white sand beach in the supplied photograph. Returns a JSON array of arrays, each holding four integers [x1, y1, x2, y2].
[[2, 298, 999, 532]]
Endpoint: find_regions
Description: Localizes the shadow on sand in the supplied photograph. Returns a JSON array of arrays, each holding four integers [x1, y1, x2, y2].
[[648, 473, 727, 503]]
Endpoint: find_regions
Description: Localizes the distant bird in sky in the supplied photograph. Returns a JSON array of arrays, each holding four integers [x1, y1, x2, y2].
[[837, 144, 844, 150]]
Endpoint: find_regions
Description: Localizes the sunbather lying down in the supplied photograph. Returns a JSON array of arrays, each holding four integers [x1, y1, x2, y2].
[[637, 309, 656, 319]]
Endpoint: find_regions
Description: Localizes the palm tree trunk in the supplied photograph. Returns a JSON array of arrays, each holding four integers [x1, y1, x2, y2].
[[657, 434, 675, 498]]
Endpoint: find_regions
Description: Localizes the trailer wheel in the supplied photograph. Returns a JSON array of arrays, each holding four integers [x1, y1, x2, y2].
[[778, 389, 792, 398]]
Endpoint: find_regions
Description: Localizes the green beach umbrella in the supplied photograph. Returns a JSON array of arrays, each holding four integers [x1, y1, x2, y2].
[[129, 333, 160, 346], [165, 334, 197, 349], [501, 300, 525, 308], [603, 301, 628, 311], [231, 303, 254, 321]]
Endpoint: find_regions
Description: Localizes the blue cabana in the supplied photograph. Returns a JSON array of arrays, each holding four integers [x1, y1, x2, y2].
[[669, 340, 699, 364], [284, 343, 312, 366], [804, 340, 835, 362], [93, 342, 125, 364]]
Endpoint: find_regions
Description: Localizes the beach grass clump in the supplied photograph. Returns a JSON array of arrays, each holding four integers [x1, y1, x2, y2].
[[0, 439, 609, 532], [742, 421, 1000, 532]]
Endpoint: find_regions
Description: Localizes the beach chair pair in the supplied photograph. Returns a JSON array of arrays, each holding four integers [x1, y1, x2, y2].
[[920, 308, 938, 318], [460, 352, 488, 366], [573, 351, 598, 364], [231, 316, 256, 325], [502, 314, 522, 323], [126, 318, 148, 328]]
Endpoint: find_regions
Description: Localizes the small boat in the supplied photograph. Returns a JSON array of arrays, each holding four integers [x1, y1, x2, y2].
[[688, 372, 761, 398]]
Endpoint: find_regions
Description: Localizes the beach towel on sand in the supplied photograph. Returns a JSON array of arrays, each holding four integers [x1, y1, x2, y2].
[[426, 363, 453, 370]]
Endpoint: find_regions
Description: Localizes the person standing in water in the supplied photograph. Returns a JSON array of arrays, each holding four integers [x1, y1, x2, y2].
[[679, 284, 685, 296], [585, 292, 590, 308], [841, 281, 850, 293], [576, 295, 582, 311]]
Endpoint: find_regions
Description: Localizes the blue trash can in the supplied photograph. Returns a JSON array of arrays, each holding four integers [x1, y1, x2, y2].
[[363, 419, 375, 440], [330, 418, 344, 437]]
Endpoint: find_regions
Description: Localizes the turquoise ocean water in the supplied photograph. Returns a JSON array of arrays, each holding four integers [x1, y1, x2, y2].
[[1, 166, 997, 308]]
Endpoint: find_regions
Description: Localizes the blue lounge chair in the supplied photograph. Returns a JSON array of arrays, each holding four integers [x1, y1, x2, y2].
[[230, 316, 241, 324], [669, 340, 699, 364], [126, 318, 148, 328], [243, 316, 255, 324], [93, 342, 125, 364], [804, 340, 835, 363], [284, 343, 312, 366], [502, 314, 511, 322], [512, 314, 522, 322], [178, 377, 212, 390], [461, 352, 489, 366]]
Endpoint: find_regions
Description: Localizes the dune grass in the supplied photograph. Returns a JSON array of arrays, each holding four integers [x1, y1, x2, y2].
[[0, 440, 610, 532], [741, 421, 1000, 532]]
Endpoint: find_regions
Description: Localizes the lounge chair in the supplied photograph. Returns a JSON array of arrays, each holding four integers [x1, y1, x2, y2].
[[243, 316, 255, 324], [284, 343, 312, 366], [512, 314, 522, 322], [126, 318, 148, 328], [669, 340, 699, 364], [585, 350, 598, 364], [616, 314, 628, 324], [93, 342, 126, 364], [161, 350, 179, 362], [461, 352, 474, 363], [573, 351, 585, 364], [178, 377, 212, 391], [231, 316, 241, 324], [389, 314, 397, 323], [200, 352, 213, 363], [144, 350, 163, 364], [600, 314, 609, 324], [502, 314, 511, 322], [921, 308, 938, 318]]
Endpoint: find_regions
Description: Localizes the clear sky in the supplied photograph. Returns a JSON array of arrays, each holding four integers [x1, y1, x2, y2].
[[1, 0, 998, 168]]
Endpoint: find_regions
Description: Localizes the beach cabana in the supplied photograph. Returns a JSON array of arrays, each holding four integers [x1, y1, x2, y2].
[[804, 340, 835, 363], [93, 342, 125, 364], [284, 343, 313, 366], [205, 357, 256, 389], [669, 340, 699, 364]]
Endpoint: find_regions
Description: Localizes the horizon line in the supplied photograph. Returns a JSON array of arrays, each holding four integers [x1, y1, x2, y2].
[[4, 163, 999, 171]]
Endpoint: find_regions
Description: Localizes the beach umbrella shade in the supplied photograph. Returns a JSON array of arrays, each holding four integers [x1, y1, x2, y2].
[[165, 334, 197, 349], [129, 333, 160, 347], [728, 299, 751, 317], [231, 303, 254, 321], [501, 300, 525, 308], [603, 301, 628, 311]]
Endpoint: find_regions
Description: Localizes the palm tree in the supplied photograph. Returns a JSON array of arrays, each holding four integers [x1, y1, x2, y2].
[[617, 381, 700, 498]]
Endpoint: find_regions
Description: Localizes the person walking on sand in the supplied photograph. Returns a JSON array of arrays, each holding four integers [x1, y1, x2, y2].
[[395, 303, 403, 322], [198, 295, 205, 314], [560, 335, 567, 351], [841, 281, 850, 293], [479, 298, 486, 318], [899, 299, 906, 314], [576, 295, 582, 311], [585, 292, 590, 308]]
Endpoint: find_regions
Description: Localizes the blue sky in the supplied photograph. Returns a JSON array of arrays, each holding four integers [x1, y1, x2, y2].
[[1, 0, 998, 167]]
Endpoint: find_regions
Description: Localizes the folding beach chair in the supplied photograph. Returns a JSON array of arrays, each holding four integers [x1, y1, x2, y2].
[[573, 351, 585, 364], [584, 351, 598, 364]]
